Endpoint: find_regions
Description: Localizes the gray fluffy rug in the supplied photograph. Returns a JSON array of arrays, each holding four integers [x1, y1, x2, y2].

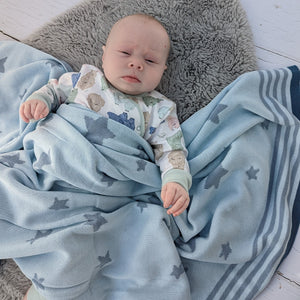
[[1, 0, 256, 298], [23, 0, 257, 122]]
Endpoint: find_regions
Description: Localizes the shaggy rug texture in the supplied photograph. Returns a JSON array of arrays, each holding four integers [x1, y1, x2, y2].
[[1, 0, 256, 298]]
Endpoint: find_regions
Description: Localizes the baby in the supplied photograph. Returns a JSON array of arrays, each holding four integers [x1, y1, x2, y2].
[[20, 14, 191, 219]]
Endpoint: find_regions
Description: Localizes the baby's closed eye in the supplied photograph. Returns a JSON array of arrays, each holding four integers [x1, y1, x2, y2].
[[120, 50, 130, 56], [145, 58, 155, 64]]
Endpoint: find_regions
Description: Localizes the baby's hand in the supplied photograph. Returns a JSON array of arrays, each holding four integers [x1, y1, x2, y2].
[[161, 182, 190, 217], [20, 99, 49, 123]]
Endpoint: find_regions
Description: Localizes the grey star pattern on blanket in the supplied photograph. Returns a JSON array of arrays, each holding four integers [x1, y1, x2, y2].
[[101, 174, 117, 187], [136, 159, 147, 171], [32, 273, 45, 290], [219, 242, 232, 260], [84, 212, 108, 232], [137, 202, 148, 213], [49, 197, 70, 210], [170, 263, 185, 279], [98, 250, 112, 268], [246, 166, 260, 180], [35, 150, 51, 169], [27, 230, 53, 244], [0, 152, 25, 167], [261, 120, 270, 130], [84, 116, 115, 144], [205, 165, 228, 189], [0, 57, 7, 73], [19, 88, 27, 100]]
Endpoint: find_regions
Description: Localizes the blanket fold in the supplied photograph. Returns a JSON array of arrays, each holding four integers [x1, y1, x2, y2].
[[0, 41, 299, 300]]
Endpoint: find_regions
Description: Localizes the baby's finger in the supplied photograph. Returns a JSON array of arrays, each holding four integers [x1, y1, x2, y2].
[[30, 101, 38, 118], [161, 185, 167, 203], [175, 200, 190, 217], [19, 105, 29, 123], [34, 103, 48, 120], [23, 103, 34, 122], [167, 196, 188, 216], [162, 187, 176, 209]]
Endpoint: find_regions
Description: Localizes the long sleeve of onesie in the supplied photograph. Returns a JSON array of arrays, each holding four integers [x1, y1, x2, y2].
[[26, 73, 74, 112], [143, 96, 192, 192]]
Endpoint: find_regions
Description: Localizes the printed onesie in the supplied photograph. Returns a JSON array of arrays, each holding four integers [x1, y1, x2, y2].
[[27, 64, 191, 190]]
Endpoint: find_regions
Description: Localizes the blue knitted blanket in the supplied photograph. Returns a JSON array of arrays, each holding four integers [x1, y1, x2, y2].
[[0, 41, 299, 300]]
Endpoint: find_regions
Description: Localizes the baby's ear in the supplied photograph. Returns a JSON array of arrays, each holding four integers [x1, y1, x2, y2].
[[102, 45, 106, 62]]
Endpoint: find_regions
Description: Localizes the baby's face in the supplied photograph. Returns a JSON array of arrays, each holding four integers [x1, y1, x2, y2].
[[102, 15, 169, 95]]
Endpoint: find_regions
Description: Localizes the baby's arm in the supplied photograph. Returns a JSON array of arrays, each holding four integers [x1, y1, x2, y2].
[[20, 99, 49, 123], [161, 182, 190, 217], [19, 73, 74, 123], [145, 98, 191, 216]]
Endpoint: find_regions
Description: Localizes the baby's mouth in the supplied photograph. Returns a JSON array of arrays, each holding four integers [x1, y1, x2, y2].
[[122, 75, 141, 83]]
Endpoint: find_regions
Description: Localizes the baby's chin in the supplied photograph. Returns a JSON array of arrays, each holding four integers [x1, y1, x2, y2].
[[112, 83, 150, 96]]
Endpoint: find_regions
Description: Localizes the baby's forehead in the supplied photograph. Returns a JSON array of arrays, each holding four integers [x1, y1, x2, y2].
[[107, 15, 170, 53], [114, 15, 160, 28], [109, 15, 168, 39]]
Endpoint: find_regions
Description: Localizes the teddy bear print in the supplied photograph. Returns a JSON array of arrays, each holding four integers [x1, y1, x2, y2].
[[158, 106, 171, 119], [87, 93, 105, 112], [167, 150, 185, 170], [143, 96, 163, 107], [77, 70, 98, 90], [112, 90, 136, 112], [166, 131, 183, 150], [166, 116, 180, 130]]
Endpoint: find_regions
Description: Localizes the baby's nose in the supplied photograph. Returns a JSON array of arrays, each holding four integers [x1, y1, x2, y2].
[[128, 60, 143, 71]]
